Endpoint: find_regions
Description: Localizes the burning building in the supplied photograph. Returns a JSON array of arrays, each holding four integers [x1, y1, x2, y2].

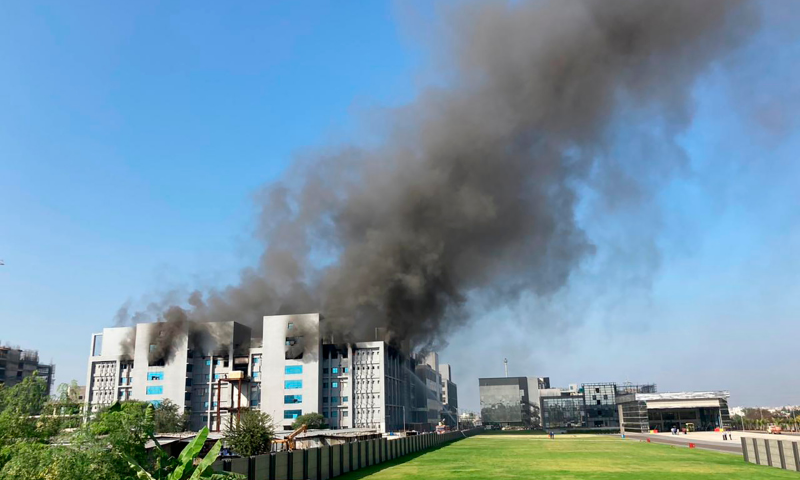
[[85, 313, 457, 433]]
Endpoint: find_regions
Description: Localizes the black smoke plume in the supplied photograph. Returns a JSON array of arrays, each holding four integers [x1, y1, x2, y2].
[[117, 0, 758, 354]]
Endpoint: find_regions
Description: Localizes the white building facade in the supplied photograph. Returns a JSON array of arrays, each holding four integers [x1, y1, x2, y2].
[[85, 313, 455, 433]]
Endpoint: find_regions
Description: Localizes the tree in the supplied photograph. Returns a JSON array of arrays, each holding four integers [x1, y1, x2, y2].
[[292, 412, 326, 430], [121, 426, 241, 480], [154, 399, 189, 433], [224, 409, 275, 457], [0, 374, 51, 450], [0, 442, 118, 480], [81, 401, 155, 470]]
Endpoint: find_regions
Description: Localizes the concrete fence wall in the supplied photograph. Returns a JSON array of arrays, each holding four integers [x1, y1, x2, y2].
[[741, 436, 800, 472], [212, 428, 483, 480]]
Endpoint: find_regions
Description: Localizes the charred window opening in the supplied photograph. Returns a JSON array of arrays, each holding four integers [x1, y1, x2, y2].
[[233, 356, 249, 373], [285, 337, 304, 360], [149, 357, 166, 367]]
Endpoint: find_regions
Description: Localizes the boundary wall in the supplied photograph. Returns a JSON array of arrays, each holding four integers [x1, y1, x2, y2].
[[212, 428, 484, 479], [741, 436, 800, 472]]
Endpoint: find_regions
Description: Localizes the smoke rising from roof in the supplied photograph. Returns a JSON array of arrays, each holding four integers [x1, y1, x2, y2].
[[116, 0, 759, 355]]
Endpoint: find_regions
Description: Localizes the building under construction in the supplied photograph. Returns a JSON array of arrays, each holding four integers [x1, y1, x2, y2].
[[85, 313, 457, 433], [0, 345, 55, 395]]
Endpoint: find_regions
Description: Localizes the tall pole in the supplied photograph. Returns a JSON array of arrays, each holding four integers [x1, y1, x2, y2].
[[403, 405, 406, 432], [504, 358, 508, 378]]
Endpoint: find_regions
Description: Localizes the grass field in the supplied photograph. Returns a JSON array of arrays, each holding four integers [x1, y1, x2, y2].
[[337, 433, 797, 479]]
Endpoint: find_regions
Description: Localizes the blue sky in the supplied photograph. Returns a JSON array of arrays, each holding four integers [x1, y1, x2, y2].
[[1, 1, 798, 411]]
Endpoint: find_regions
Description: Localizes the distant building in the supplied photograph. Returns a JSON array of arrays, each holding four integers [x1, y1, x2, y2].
[[440, 363, 458, 426], [413, 353, 444, 430], [540, 382, 658, 430], [618, 391, 732, 433], [459, 411, 481, 428], [86, 314, 455, 433], [0, 346, 55, 395], [68, 384, 86, 403], [479, 377, 534, 427]]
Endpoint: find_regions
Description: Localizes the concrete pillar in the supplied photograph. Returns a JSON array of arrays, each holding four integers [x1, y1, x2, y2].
[[778, 441, 787, 470], [793, 441, 800, 472], [765, 439, 773, 467], [741, 437, 749, 463]]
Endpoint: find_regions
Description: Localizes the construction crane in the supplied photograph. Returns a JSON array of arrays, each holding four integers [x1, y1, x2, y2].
[[272, 424, 308, 452]]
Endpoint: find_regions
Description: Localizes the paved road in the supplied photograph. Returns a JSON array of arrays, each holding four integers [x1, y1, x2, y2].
[[624, 432, 743, 455]]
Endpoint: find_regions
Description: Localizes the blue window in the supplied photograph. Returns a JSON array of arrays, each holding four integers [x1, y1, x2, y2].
[[148, 372, 164, 381], [204, 401, 209, 408], [185, 378, 192, 387], [332, 382, 338, 388], [343, 367, 349, 373], [253, 357, 260, 364], [331, 367, 339, 374], [331, 411, 338, 418], [213, 401, 218, 407], [332, 396, 339, 403], [323, 398, 329, 403], [284, 395, 302, 404], [214, 374, 221, 380], [251, 398, 260, 407], [285, 380, 302, 389], [342, 396, 348, 402], [217, 360, 223, 366], [285, 365, 302, 375], [205, 360, 211, 366], [287, 322, 294, 330], [146, 386, 163, 395], [253, 372, 260, 379], [284, 409, 302, 419], [150, 400, 162, 407]]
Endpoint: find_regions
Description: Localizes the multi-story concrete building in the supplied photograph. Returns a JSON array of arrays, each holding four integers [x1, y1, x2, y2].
[[0, 345, 55, 395], [86, 313, 454, 433], [413, 353, 443, 429], [439, 363, 458, 426]]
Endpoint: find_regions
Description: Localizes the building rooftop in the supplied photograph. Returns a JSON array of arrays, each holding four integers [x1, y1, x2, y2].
[[636, 391, 729, 401]]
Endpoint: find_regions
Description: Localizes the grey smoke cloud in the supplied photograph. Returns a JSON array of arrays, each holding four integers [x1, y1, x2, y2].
[[119, 0, 759, 355]]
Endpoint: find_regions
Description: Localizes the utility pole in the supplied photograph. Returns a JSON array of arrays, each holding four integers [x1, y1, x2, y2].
[[504, 358, 508, 378]]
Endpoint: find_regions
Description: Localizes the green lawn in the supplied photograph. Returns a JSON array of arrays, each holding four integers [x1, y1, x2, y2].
[[337, 434, 797, 479]]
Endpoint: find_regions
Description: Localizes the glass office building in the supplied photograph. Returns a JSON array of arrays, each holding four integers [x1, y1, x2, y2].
[[479, 377, 531, 427], [541, 395, 584, 428], [583, 383, 618, 428]]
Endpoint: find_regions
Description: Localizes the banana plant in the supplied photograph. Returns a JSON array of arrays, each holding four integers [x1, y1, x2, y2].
[[120, 426, 242, 480]]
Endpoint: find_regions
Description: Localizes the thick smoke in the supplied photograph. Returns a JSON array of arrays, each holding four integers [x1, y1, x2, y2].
[[120, 0, 758, 354]]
